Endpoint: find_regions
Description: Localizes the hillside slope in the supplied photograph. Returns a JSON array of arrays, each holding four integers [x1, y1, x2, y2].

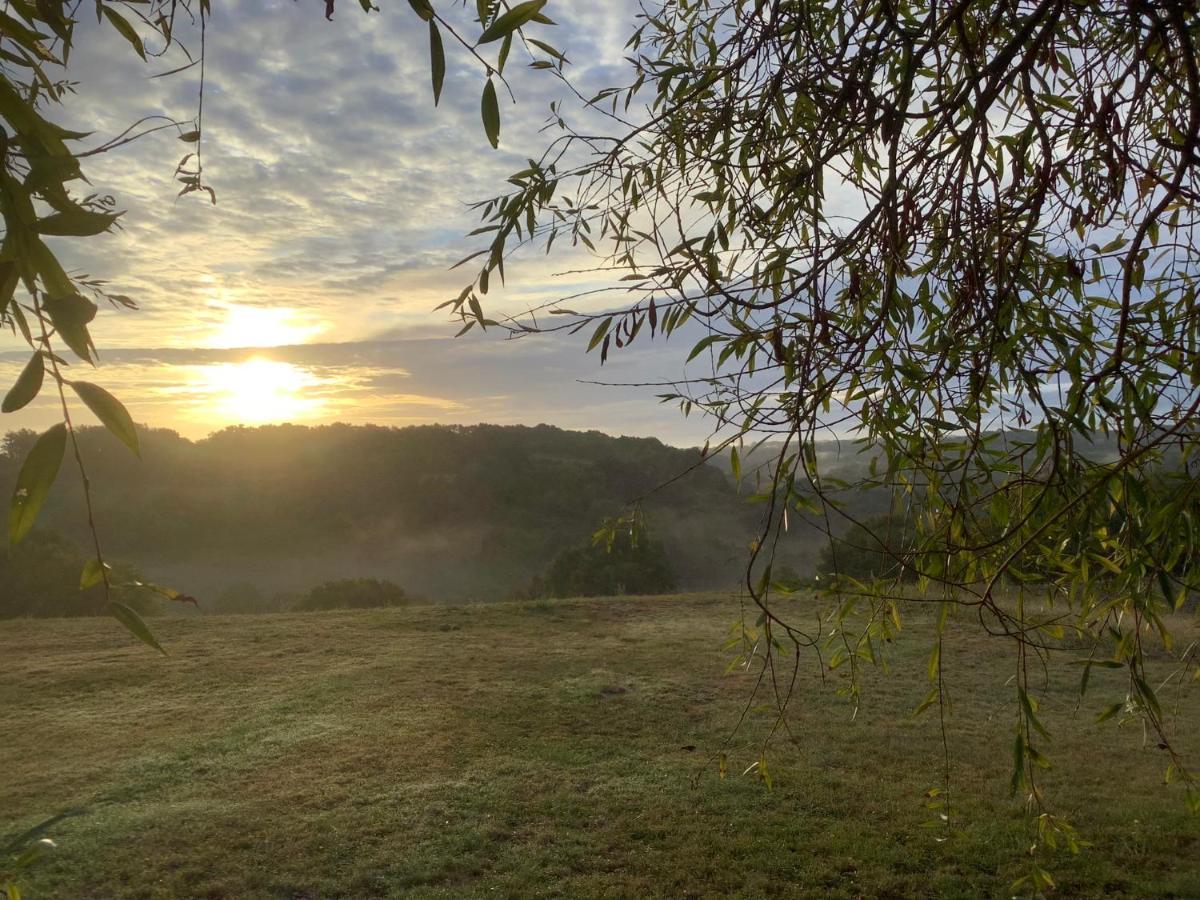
[[1, 423, 818, 602]]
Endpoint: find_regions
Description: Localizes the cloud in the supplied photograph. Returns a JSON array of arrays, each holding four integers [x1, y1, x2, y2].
[[1, 1, 731, 446]]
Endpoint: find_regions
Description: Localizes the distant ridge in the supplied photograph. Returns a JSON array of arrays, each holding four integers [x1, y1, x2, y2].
[[1, 422, 819, 602]]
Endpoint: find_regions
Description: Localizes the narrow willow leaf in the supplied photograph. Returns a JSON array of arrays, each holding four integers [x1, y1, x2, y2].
[[8, 423, 66, 545], [37, 208, 122, 236], [80, 557, 109, 590], [42, 292, 97, 363], [686, 334, 721, 362], [128, 581, 198, 606], [71, 381, 139, 457], [429, 21, 445, 106], [527, 38, 566, 62], [2, 351, 44, 413], [1009, 734, 1025, 796], [108, 601, 165, 655], [101, 6, 146, 60], [758, 753, 772, 790], [407, 0, 434, 21], [586, 317, 611, 352], [497, 31, 513, 73], [0, 259, 17, 318], [1018, 687, 1051, 739], [481, 77, 500, 148], [477, 0, 545, 44]]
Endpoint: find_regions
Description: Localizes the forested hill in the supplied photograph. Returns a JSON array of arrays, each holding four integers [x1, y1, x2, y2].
[[1, 423, 809, 603]]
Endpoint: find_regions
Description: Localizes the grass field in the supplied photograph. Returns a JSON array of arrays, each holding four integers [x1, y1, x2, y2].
[[2, 593, 1198, 898]]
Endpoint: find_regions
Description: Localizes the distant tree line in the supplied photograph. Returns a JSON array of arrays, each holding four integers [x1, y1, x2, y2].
[[0, 423, 785, 601]]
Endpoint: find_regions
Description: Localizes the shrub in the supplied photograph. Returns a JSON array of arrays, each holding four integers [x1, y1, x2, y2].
[[297, 578, 409, 611], [542, 531, 676, 598]]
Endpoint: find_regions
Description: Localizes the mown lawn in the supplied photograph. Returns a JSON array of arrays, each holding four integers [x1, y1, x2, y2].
[[1, 593, 1197, 898]]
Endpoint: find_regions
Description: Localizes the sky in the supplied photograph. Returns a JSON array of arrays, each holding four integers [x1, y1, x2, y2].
[[0, 0, 725, 447]]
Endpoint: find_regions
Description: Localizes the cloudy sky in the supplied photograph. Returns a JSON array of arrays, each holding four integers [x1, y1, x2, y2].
[[0, 0, 724, 446]]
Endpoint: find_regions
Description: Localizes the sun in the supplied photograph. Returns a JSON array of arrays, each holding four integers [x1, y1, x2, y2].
[[201, 358, 324, 424], [209, 305, 323, 349]]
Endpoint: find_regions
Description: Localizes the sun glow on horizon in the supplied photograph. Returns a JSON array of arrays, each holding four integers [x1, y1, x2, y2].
[[200, 358, 324, 424]]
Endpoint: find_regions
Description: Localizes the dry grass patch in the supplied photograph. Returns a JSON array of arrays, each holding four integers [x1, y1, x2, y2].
[[1, 594, 1197, 898]]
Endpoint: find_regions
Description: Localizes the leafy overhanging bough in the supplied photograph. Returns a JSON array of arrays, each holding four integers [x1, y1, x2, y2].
[[0, 0, 220, 654], [2, 0, 1198, 892], [437, 0, 1200, 889]]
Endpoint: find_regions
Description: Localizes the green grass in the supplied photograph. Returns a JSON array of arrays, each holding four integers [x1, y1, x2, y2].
[[1, 593, 1197, 898]]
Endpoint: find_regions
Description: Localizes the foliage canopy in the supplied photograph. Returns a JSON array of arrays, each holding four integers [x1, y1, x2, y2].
[[539, 525, 677, 598], [443, 0, 1200, 845]]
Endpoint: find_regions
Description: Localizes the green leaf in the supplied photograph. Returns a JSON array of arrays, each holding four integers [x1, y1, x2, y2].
[[0, 259, 18, 318], [757, 753, 772, 790], [481, 77, 500, 148], [102, 6, 146, 60], [178, 130, 200, 142], [8, 422, 66, 545], [478, 0, 545, 44], [429, 21, 445, 106], [586, 316, 612, 352], [1018, 687, 1051, 739], [468, 293, 485, 325], [2, 351, 44, 413], [131, 581, 177, 601], [71, 381, 139, 457], [1009, 734, 1025, 796], [126, 580, 197, 607], [37, 208, 122, 237], [407, 0, 434, 21], [497, 31, 513, 73], [42, 293, 97, 363], [1134, 674, 1162, 719], [28, 237, 76, 296], [527, 38, 567, 62], [80, 557, 109, 590], [108, 601, 165, 655], [686, 334, 722, 362]]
